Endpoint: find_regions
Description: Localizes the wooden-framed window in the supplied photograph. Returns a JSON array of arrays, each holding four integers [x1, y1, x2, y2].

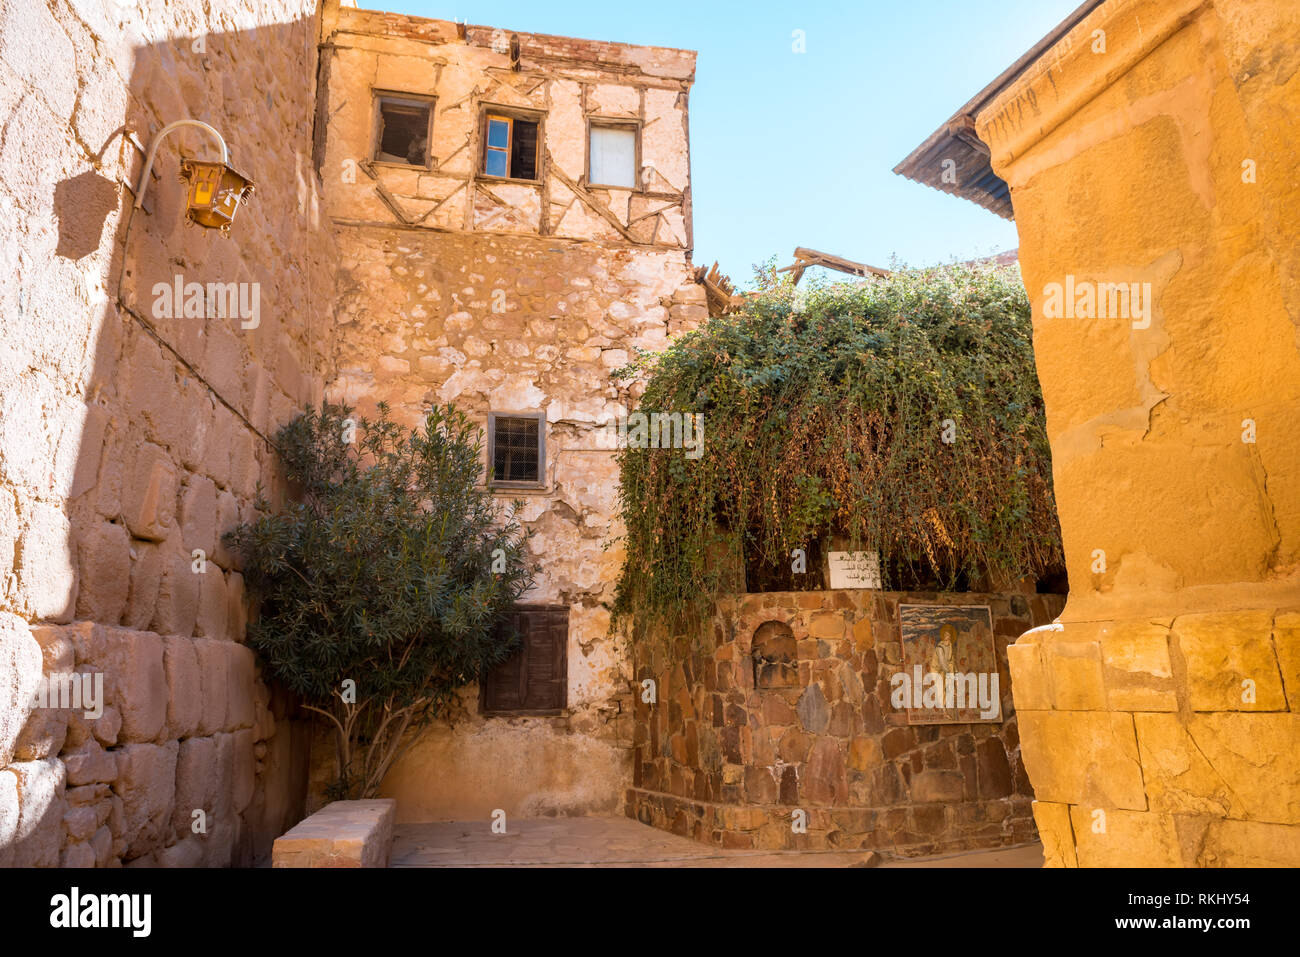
[[480, 107, 540, 181], [481, 605, 568, 715], [487, 412, 545, 489], [373, 91, 435, 168], [587, 120, 639, 189]]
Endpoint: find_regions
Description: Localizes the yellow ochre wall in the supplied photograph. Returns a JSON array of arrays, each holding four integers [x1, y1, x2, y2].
[[979, 0, 1300, 866]]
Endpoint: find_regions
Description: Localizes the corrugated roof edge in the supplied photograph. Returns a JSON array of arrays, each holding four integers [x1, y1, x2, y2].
[[891, 0, 1107, 220]]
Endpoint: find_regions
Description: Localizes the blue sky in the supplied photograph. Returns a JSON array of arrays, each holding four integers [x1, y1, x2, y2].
[[371, 0, 1084, 286]]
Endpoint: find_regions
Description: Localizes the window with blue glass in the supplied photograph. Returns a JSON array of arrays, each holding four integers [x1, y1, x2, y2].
[[482, 111, 538, 180]]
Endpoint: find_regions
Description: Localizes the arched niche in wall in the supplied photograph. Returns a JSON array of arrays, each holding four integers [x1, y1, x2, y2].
[[751, 620, 798, 689]]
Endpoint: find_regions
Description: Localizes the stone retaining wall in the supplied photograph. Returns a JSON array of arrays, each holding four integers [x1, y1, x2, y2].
[[628, 589, 1065, 855]]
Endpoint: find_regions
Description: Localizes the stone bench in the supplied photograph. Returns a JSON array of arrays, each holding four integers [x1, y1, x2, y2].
[[272, 799, 396, 868]]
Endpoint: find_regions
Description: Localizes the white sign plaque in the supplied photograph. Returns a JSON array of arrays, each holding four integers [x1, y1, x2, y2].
[[827, 551, 882, 589]]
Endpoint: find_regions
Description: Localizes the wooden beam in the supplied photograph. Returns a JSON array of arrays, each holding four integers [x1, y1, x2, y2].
[[548, 161, 643, 244], [778, 246, 890, 283]]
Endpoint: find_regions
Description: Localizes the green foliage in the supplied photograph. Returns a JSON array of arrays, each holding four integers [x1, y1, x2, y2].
[[612, 261, 1063, 627], [225, 402, 534, 799]]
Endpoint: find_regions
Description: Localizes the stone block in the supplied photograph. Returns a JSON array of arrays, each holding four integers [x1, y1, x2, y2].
[[63, 804, 99, 842], [91, 825, 113, 867], [179, 475, 218, 560], [15, 501, 77, 622], [1192, 818, 1300, 867], [1069, 806, 1181, 867], [124, 541, 163, 631], [1006, 629, 1053, 712], [163, 636, 202, 739], [852, 616, 873, 651], [975, 738, 1014, 798], [1043, 632, 1106, 710], [69, 624, 166, 742], [1099, 619, 1176, 711], [1136, 712, 1300, 824], [273, 799, 397, 868], [808, 613, 844, 639], [1273, 612, 1300, 709], [848, 735, 881, 771], [804, 738, 848, 805], [212, 491, 241, 569], [151, 542, 199, 637], [171, 735, 218, 841], [225, 571, 248, 642], [63, 740, 118, 785], [0, 488, 15, 590], [1017, 710, 1146, 809], [10, 757, 67, 867], [224, 643, 257, 731], [113, 741, 179, 860], [231, 727, 256, 813], [66, 702, 122, 750], [796, 683, 829, 734], [13, 622, 74, 760], [195, 639, 229, 736], [1175, 610, 1286, 711], [194, 565, 228, 639], [1031, 801, 1077, 867], [75, 520, 131, 624], [60, 842, 97, 868], [910, 769, 963, 803], [0, 612, 43, 766], [0, 769, 17, 868], [122, 442, 178, 542], [157, 837, 204, 868]]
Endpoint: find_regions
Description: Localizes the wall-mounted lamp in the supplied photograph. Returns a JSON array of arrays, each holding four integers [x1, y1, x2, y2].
[[133, 119, 254, 236]]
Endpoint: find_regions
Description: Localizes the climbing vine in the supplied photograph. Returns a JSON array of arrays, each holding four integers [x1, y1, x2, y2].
[[612, 260, 1063, 628]]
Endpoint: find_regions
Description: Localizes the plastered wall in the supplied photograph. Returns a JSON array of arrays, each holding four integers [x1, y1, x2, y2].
[[979, 0, 1300, 866]]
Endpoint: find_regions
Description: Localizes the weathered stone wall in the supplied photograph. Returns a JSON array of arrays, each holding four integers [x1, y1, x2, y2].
[[0, 0, 333, 865], [977, 0, 1300, 866], [627, 590, 1065, 855], [318, 5, 695, 246], [317, 6, 706, 820]]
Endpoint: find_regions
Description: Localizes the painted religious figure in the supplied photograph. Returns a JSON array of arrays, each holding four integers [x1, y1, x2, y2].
[[897, 604, 1001, 724]]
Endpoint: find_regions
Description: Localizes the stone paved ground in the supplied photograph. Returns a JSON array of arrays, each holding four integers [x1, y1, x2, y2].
[[390, 816, 1044, 868]]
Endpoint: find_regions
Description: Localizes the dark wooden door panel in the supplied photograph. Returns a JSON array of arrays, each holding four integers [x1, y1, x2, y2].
[[482, 604, 568, 714]]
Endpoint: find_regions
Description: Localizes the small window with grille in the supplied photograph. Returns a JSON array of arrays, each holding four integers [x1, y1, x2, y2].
[[488, 412, 545, 489]]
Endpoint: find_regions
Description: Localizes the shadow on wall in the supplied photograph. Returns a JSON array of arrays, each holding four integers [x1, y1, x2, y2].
[[0, 0, 335, 868]]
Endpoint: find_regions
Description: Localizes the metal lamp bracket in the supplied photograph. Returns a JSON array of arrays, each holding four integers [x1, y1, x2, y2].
[[133, 119, 230, 211]]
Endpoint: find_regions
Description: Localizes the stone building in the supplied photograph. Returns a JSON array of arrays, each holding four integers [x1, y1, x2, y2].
[[313, 3, 708, 820], [0, 0, 711, 866]]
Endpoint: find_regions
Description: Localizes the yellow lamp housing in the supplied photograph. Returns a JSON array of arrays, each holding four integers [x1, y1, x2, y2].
[[133, 119, 255, 238], [179, 158, 255, 235]]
